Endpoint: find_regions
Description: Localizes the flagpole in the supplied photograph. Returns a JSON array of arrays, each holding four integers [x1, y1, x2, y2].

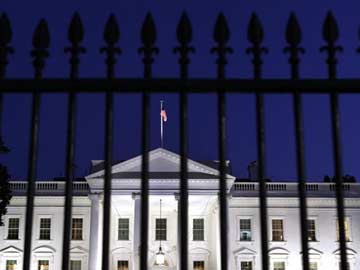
[[160, 100, 164, 148]]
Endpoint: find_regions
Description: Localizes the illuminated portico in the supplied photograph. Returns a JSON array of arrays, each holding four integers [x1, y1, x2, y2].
[[85, 148, 235, 270]]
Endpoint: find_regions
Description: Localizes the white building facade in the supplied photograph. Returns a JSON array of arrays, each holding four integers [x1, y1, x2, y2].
[[0, 148, 359, 270]]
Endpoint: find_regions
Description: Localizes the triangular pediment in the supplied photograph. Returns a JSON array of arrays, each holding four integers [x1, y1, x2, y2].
[[0, 245, 23, 254], [233, 247, 257, 256], [87, 148, 233, 179]]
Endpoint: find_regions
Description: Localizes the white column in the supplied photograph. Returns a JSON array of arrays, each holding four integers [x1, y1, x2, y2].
[[174, 193, 180, 270], [132, 192, 141, 270], [89, 193, 101, 270]]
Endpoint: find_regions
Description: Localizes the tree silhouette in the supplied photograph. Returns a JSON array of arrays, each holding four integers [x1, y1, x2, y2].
[[0, 141, 12, 226]]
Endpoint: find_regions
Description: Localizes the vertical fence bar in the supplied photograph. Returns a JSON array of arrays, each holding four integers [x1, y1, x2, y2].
[[284, 13, 310, 270], [138, 13, 158, 270], [100, 14, 121, 270], [211, 13, 233, 270], [320, 11, 347, 270], [0, 14, 13, 152], [174, 12, 194, 270], [246, 13, 269, 270], [23, 19, 50, 270], [62, 13, 85, 270]]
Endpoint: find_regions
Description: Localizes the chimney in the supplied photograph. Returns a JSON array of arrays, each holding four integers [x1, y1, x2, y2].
[[247, 161, 258, 181]]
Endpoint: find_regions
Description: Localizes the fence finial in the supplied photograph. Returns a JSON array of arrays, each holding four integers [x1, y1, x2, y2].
[[103, 14, 120, 46], [140, 13, 157, 49], [68, 12, 84, 45], [246, 12, 268, 79], [284, 12, 304, 78], [31, 19, 50, 78], [0, 13, 14, 78], [322, 11, 339, 44], [320, 11, 342, 79], [138, 12, 159, 77], [176, 12, 193, 45], [0, 14, 12, 47], [211, 13, 233, 79], [285, 12, 303, 46], [247, 13, 264, 45], [174, 12, 195, 78], [100, 14, 121, 79], [65, 12, 86, 79]]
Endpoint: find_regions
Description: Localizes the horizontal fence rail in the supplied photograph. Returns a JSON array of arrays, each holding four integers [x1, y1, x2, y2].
[[0, 9, 353, 270]]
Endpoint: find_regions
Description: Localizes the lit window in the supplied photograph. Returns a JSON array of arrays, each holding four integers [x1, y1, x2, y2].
[[38, 260, 49, 270], [241, 261, 252, 270], [193, 219, 204, 241], [39, 218, 51, 240], [272, 219, 284, 241], [155, 218, 166, 241], [118, 260, 129, 270], [118, 218, 129, 240], [70, 260, 81, 270], [193, 261, 205, 270], [273, 262, 285, 270], [336, 218, 350, 242], [6, 260, 17, 270], [240, 219, 252, 241], [307, 220, 316, 241], [7, 218, 20, 240], [309, 262, 317, 270], [71, 218, 83, 240]]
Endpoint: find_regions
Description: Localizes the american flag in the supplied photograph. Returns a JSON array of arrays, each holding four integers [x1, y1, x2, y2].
[[160, 107, 167, 122]]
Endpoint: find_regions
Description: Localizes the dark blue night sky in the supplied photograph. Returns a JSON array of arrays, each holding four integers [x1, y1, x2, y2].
[[2, 0, 360, 181]]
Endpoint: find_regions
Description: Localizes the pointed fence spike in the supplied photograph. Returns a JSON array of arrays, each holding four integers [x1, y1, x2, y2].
[[141, 12, 156, 46], [32, 19, 50, 49], [286, 12, 302, 45], [68, 12, 84, 44], [0, 13, 12, 46], [214, 12, 230, 44], [177, 12, 192, 44], [104, 14, 120, 45], [323, 11, 339, 43], [247, 12, 264, 44]]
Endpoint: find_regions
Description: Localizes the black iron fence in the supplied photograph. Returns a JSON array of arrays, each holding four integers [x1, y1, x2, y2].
[[0, 9, 354, 270]]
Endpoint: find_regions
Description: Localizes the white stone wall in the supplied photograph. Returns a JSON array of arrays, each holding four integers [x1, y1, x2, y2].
[[0, 195, 359, 270], [0, 196, 91, 270], [228, 197, 360, 270]]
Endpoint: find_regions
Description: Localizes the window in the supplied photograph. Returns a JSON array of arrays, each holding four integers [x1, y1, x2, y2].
[[272, 219, 284, 241], [7, 218, 20, 240], [38, 260, 49, 270], [240, 219, 252, 241], [273, 262, 285, 270], [39, 218, 51, 240], [71, 218, 83, 240], [118, 260, 129, 270], [193, 218, 204, 241], [241, 261, 252, 270], [307, 220, 316, 241], [70, 260, 81, 270], [336, 218, 350, 241], [155, 218, 166, 241], [193, 261, 205, 270], [6, 260, 17, 270], [309, 262, 318, 270], [118, 218, 129, 240]]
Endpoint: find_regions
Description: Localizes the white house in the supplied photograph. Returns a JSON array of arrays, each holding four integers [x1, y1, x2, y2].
[[0, 147, 359, 270]]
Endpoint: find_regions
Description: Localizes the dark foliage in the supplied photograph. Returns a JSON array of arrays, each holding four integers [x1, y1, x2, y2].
[[0, 163, 12, 226], [323, 174, 357, 183]]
